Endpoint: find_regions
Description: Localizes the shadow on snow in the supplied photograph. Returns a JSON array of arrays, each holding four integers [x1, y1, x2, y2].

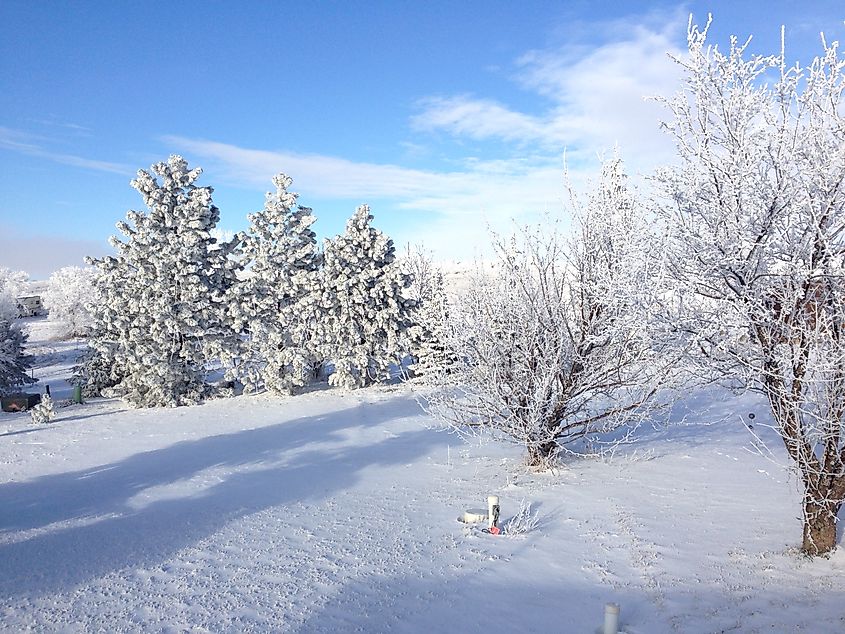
[[0, 396, 446, 600]]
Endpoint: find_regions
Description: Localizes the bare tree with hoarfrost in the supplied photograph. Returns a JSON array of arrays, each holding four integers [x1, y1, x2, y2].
[[425, 158, 677, 466], [402, 245, 438, 306], [0, 268, 29, 313], [229, 174, 321, 394], [85, 155, 238, 407], [43, 266, 99, 338], [655, 19, 845, 555], [316, 205, 415, 389]]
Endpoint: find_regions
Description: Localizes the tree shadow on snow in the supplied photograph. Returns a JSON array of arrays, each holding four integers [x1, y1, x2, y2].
[[0, 426, 43, 438], [53, 408, 124, 424], [0, 396, 448, 600]]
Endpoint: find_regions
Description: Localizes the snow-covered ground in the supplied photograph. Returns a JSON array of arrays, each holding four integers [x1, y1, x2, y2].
[[2, 319, 845, 632]]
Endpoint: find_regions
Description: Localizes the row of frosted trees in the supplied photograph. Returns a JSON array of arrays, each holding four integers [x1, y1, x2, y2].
[[21, 15, 845, 557], [424, 18, 845, 557], [77, 159, 432, 407]]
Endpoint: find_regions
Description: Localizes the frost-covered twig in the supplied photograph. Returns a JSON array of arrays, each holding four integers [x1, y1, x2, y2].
[[503, 499, 540, 536]]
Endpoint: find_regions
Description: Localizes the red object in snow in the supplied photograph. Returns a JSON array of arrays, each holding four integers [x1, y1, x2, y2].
[[489, 526, 501, 535]]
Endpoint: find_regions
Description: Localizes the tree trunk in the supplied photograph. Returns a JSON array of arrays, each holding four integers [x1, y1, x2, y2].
[[527, 440, 557, 467], [801, 496, 839, 556]]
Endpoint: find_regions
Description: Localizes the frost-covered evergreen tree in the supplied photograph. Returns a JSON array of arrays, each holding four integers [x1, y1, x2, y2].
[[230, 174, 321, 394], [43, 266, 99, 338], [400, 245, 450, 378], [407, 269, 455, 378], [316, 205, 414, 388], [0, 317, 34, 395], [0, 274, 35, 395], [70, 346, 120, 398], [73, 246, 130, 397], [85, 155, 238, 407]]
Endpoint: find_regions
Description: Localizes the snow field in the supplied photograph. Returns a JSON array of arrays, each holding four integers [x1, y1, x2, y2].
[[2, 322, 845, 632]]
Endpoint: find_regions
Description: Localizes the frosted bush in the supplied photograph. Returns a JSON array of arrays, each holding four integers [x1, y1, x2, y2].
[[43, 266, 99, 338], [29, 394, 55, 424], [503, 499, 539, 536]]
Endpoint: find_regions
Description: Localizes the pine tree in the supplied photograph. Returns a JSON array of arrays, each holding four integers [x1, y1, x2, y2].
[[230, 174, 321, 394], [70, 346, 120, 398], [85, 155, 238, 407], [316, 205, 414, 389], [408, 269, 455, 378], [0, 317, 35, 395], [74, 246, 130, 397]]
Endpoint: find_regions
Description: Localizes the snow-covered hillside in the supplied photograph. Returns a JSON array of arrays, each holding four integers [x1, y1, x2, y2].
[[1, 320, 844, 632]]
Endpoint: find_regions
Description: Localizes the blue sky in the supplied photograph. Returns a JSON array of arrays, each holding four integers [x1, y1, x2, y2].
[[1, 1, 843, 278]]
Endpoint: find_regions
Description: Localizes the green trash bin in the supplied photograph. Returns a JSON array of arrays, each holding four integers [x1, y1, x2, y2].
[[72, 385, 83, 404]]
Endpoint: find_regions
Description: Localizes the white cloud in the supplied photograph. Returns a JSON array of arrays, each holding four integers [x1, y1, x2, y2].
[[412, 17, 686, 173], [163, 135, 569, 260], [161, 135, 449, 198], [164, 15, 688, 260], [411, 96, 545, 144], [161, 135, 569, 222], [0, 127, 132, 175]]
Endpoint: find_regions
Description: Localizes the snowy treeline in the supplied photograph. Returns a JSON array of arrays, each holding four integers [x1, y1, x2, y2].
[[80, 156, 417, 407], [48, 15, 845, 556]]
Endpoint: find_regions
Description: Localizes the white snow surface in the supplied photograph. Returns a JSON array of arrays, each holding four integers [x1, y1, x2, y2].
[[2, 319, 845, 632]]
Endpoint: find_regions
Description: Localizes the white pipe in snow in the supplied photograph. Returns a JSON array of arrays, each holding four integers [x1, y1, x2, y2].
[[487, 495, 500, 529], [604, 603, 620, 634], [460, 510, 487, 523]]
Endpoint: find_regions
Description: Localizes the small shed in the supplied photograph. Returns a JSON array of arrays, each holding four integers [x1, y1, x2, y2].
[[16, 296, 45, 317]]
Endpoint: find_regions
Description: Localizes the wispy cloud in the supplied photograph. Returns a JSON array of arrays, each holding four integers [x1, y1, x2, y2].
[[0, 127, 132, 175], [412, 96, 546, 144], [163, 135, 567, 258], [161, 134, 449, 198], [412, 16, 686, 173], [165, 13, 688, 259], [28, 118, 93, 135], [163, 134, 565, 217]]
